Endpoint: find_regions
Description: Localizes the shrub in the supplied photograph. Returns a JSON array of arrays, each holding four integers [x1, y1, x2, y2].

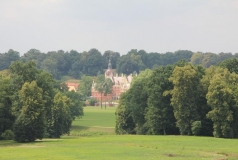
[[192, 121, 202, 136], [1, 130, 15, 140], [88, 98, 98, 106]]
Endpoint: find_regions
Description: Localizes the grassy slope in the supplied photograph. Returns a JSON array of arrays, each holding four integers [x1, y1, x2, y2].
[[1, 107, 238, 160]]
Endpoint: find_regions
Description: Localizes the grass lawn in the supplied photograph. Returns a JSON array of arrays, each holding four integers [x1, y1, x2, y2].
[[1, 106, 238, 160], [70, 106, 116, 135]]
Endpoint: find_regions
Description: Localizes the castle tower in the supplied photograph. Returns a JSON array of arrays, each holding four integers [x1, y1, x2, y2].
[[105, 59, 113, 78]]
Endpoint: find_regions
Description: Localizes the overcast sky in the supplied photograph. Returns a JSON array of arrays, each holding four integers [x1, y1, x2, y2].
[[0, 0, 238, 55]]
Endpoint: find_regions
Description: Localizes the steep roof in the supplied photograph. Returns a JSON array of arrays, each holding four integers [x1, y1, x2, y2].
[[66, 82, 79, 91]]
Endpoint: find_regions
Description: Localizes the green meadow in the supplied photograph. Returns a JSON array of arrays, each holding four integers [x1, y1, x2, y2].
[[1, 106, 238, 160]]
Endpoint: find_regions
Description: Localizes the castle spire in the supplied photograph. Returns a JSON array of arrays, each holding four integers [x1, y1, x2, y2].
[[108, 58, 112, 70]]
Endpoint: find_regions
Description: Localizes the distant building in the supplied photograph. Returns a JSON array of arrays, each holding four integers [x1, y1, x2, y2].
[[66, 82, 79, 92], [91, 59, 133, 102]]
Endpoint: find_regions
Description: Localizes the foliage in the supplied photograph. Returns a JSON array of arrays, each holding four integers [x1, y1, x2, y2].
[[94, 75, 113, 109], [145, 65, 177, 135], [116, 69, 152, 134], [0, 75, 15, 139], [63, 91, 84, 120], [206, 68, 238, 138], [88, 98, 98, 106], [13, 81, 46, 142], [0, 49, 20, 70], [115, 92, 136, 134], [191, 121, 202, 136], [169, 65, 201, 135], [0, 61, 84, 142], [218, 58, 238, 74], [1, 130, 14, 140], [78, 75, 93, 99], [47, 92, 73, 138]]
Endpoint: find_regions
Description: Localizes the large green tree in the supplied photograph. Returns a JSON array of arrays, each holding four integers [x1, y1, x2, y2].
[[206, 68, 238, 138], [145, 65, 176, 135], [0, 72, 14, 138], [13, 81, 45, 142], [47, 92, 73, 138], [0, 49, 20, 70], [115, 92, 136, 134], [64, 91, 84, 120], [169, 65, 201, 135]]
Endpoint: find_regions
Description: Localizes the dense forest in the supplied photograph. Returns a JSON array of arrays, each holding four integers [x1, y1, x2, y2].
[[116, 59, 238, 138], [1, 48, 237, 79]]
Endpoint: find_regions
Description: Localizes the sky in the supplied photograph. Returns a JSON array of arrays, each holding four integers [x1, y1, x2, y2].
[[0, 0, 238, 55]]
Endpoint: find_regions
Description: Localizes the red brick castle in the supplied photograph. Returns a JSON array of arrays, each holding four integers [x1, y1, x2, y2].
[[91, 59, 133, 102]]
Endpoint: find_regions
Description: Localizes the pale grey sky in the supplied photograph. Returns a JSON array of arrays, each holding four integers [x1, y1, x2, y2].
[[0, 0, 238, 55]]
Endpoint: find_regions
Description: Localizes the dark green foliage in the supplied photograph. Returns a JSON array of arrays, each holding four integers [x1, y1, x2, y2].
[[115, 92, 136, 134], [145, 65, 176, 135], [47, 92, 73, 138], [103, 50, 120, 69], [21, 49, 46, 68], [191, 121, 202, 136], [63, 91, 84, 120], [0, 49, 20, 70], [0, 76, 15, 139], [88, 98, 98, 106], [115, 69, 152, 134], [218, 58, 238, 74], [1, 130, 14, 140]]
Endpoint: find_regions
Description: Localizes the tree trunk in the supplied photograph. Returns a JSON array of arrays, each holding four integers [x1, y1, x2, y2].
[[163, 128, 166, 135], [105, 96, 107, 109], [100, 92, 102, 109]]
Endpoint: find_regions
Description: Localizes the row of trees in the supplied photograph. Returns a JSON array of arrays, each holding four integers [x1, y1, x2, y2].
[[116, 58, 238, 138], [1, 48, 237, 79], [0, 61, 84, 142]]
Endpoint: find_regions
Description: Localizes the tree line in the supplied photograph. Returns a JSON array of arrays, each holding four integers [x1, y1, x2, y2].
[[0, 61, 84, 142], [1, 49, 237, 79], [116, 58, 238, 138]]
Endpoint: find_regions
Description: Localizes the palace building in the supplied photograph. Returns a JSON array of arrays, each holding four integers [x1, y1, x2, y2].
[[91, 59, 133, 102]]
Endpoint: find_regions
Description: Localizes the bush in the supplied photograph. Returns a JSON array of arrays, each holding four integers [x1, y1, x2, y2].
[[88, 98, 98, 106], [1, 130, 15, 140], [192, 121, 202, 136]]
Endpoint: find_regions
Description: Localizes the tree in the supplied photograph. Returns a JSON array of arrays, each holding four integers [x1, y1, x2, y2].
[[94, 75, 105, 109], [78, 75, 93, 99], [126, 69, 152, 134], [115, 92, 136, 134], [13, 81, 45, 142], [0, 49, 20, 70], [0, 74, 14, 139], [78, 49, 104, 76], [190, 52, 204, 65], [103, 78, 113, 109], [41, 58, 60, 79], [64, 91, 84, 120], [103, 50, 120, 69], [21, 49, 46, 68], [218, 58, 238, 74], [48, 92, 73, 138], [145, 65, 176, 135], [206, 68, 238, 138], [169, 65, 201, 135]]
